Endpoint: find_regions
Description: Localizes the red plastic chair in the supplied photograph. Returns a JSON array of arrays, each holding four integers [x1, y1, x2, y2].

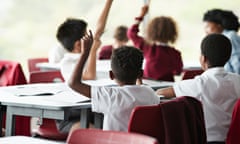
[[27, 58, 48, 73], [226, 99, 240, 144], [182, 69, 204, 80], [29, 70, 64, 83], [128, 96, 206, 144], [29, 70, 67, 140], [0, 60, 31, 136], [67, 129, 159, 144]]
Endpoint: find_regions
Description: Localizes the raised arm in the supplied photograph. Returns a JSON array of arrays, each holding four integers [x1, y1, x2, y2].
[[82, 0, 113, 80], [68, 31, 93, 98], [127, 5, 149, 50], [94, 0, 113, 40], [135, 5, 149, 24], [82, 39, 101, 80]]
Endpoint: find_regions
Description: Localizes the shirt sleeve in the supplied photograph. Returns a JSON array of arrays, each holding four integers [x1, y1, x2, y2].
[[173, 78, 202, 98], [91, 86, 113, 114], [127, 24, 145, 50]]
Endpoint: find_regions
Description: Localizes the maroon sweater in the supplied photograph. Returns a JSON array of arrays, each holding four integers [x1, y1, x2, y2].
[[127, 24, 183, 81], [98, 45, 113, 60]]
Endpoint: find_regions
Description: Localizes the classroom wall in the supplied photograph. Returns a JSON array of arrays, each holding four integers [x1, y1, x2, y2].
[[0, 0, 239, 74]]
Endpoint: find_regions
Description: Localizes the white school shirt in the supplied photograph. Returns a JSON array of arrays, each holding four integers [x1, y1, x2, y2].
[[60, 53, 80, 82], [173, 67, 240, 142], [91, 85, 160, 131], [48, 44, 68, 64]]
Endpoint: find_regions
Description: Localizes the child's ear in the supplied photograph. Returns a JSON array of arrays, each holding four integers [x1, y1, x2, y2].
[[109, 70, 115, 80], [73, 40, 81, 53], [200, 55, 208, 70]]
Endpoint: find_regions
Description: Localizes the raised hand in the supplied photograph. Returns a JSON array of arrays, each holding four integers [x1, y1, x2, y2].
[[81, 30, 93, 55], [140, 5, 149, 18]]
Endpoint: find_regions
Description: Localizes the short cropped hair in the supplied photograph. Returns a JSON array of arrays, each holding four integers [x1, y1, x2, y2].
[[113, 25, 128, 42], [111, 46, 143, 83], [203, 9, 240, 31], [146, 16, 178, 44], [201, 34, 232, 67], [56, 18, 87, 52]]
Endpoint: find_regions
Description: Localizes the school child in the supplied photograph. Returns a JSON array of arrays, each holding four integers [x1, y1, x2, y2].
[[156, 34, 240, 143], [98, 25, 128, 60], [68, 31, 160, 132], [203, 9, 240, 74], [127, 5, 183, 81], [55, 0, 113, 133]]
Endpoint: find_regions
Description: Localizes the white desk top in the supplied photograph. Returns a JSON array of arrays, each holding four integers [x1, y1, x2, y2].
[[0, 78, 172, 109], [0, 83, 91, 109], [36, 60, 202, 75], [36, 60, 111, 72], [0, 136, 65, 144]]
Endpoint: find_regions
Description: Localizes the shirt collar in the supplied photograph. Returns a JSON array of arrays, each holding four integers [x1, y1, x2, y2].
[[202, 67, 226, 75]]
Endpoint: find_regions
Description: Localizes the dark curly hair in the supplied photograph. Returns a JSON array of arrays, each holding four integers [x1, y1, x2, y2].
[[203, 9, 240, 31], [201, 34, 232, 67], [111, 46, 143, 83], [56, 18, 87, 52]]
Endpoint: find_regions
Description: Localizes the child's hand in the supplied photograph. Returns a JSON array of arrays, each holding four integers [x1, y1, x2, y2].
[[140, 5, 149, 18], [81, 30, 93, 55], [136, 78, 143, 85]]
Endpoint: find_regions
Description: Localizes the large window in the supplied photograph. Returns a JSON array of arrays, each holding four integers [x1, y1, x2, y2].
[[1, 0, 240, 72]]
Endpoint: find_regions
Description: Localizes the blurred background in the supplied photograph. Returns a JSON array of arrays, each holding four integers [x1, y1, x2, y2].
[[0, 0, 240, 73]]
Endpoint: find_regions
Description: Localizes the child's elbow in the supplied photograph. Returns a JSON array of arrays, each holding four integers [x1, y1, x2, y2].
[[67, 79, 74, 89]]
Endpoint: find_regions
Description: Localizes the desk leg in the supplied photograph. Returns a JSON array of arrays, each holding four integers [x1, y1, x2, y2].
[[80, 108, 90, 128], [94, 113, 103, 129], [0, 105, 4, 137], [5, 107, 15, 136]]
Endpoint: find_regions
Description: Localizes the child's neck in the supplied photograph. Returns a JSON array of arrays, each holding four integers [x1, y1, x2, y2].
[[116, 80, 136, 86]]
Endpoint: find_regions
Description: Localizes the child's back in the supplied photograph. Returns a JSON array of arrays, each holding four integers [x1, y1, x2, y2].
[[128, 5, 183, 81], [173, 67, 240, 141], [92, 84, 160, 131], [157, 34, 240, 142], [69, 40, 160, 131]]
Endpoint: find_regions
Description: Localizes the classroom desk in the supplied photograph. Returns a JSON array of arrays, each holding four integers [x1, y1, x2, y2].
[[0, 79, 173, 136], [0, 83, 91, 136], [36, 62, 60, 71], [0, 136, 65, 144], [36, 60, 111, 79], [183, 61, 201, 71], [36, 60, 202, 78]]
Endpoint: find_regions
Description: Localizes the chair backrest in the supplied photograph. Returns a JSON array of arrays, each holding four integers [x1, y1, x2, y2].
[[0, 60, 30, 136], [128, 104, 164, 143], [66, 129, 159, 144], [182, 69, 204, 80], [0, 60, 27, 86], [226, 99, 240, 144], [27, 57, 48, 73], [29, 70, 64, 83], [128, 96, 207, 144]]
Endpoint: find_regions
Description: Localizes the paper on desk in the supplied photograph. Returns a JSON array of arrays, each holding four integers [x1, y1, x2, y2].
[[2, 83, 90, 103], [42, 90, 90, 103], [3, 84, 64, 96]]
